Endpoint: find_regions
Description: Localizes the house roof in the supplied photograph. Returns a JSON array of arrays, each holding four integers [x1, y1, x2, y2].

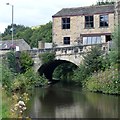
[[0, 39, 30, 50], [52, 4, 115, 17]]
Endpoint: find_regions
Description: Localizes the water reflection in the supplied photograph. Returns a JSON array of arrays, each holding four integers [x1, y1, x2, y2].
[[25, 83, 119, 118]]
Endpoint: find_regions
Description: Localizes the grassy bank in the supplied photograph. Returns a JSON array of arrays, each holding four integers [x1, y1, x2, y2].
[[83, 64, 119, 95], [1, 88, 12, 118], [0, 85, 2, 119]]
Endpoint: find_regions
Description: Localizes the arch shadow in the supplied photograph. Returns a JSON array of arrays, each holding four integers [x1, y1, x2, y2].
[[38, 60, 78, 81]]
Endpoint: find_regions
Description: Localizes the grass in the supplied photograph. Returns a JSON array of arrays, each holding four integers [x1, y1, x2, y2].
[[1, 87, 11, 118], [0, 85, 2, 119]]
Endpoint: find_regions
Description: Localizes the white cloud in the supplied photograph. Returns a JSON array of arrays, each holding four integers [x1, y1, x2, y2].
[[0, 0, 97, 33]]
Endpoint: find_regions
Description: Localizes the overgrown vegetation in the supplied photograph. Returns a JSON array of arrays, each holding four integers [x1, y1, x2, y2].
[[19, 51, 34, 73], [1, 51, 48, 118], [83, 65, 119, 94], [72, 25, 120, 95], [2, 21, 52, 48]]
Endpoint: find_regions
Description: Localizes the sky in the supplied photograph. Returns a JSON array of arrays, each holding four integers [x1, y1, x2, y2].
[[0, 0, 98, 33]]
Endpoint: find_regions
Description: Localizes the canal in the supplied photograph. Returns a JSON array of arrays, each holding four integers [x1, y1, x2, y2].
[[25, 83, 119, 118]]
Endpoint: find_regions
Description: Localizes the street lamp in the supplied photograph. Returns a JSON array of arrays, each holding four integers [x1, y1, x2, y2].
[[6, 3, 14, 47]]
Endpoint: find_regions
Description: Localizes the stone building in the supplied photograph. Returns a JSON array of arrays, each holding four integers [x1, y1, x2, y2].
[[52, 4, 115, 49]]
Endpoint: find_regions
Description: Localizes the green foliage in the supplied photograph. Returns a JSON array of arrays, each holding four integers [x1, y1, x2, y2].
[[1, 63, 14, 92], [108, 51, 118, 65], [72, 64, 90, 85], [11, 74, 28, 92], [2, 24, 28, 40], [109, 25, 120, 65], [96, 0, 115, 5], [2, 22, 52, 48], [19, 51, 34, 72], [33, 21, 52, 42], [6, 51, 17, 73], [84, 64, 119, 94], [24, 69, 48, 87], [11, 69, 48, 92], [39, 52, 55, 64], [1, 52, 47, 93], [2, 88, 11, 118], [53, 63, 77, 82], [112, 25, 120, 50], [19, 28, 33, 45], [83, 46, 104, 72]]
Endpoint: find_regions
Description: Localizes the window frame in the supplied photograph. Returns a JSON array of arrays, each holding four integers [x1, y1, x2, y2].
[[85, 15, 94, 29], [63, 37, 70, 45], [83, 36, 102, 45], [99, 14, 109, 28], [62, 18, 70, 29]]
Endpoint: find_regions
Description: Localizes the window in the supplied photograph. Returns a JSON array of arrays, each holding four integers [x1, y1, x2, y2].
[[100, 15, 108, 27], [85, 16, 94, 28], [106, 35, 111, 42], [63, 37, 70, 44], [62, 18, 70, 29], [83, 36, 101, 45]]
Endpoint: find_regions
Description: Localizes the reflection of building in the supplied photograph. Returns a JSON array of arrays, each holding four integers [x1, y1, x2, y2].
[[0, 39, 30, 55], [52, 4, 115, 49]]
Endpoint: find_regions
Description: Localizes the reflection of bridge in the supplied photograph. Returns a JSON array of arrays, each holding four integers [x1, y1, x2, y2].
[[27, 43, 109, 80]]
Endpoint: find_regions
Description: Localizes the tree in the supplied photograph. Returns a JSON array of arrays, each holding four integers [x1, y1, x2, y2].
[[2, 24, 27, 40], [2, 21, 52, 48], [72, 64, 90, 85], [19, 51, 34, 73], [1, 63, 14, 92], [108, 25, 120, 64], [83, 46, 104, 72], [30, 21, 52, 47], [6, 51, 17, 73], [96, 0, 115, 5]]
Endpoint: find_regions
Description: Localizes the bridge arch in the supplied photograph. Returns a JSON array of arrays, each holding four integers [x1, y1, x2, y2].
[[38, 60, 78, 81]]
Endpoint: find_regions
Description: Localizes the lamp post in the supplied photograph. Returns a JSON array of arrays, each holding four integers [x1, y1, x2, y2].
[[6, 3, 14, 47]]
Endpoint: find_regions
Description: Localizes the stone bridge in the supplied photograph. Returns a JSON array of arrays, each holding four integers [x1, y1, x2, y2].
[[27, 43, 109, 80]]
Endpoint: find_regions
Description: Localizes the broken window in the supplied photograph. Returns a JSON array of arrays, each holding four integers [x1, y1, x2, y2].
[[100, 15, 108, 27]]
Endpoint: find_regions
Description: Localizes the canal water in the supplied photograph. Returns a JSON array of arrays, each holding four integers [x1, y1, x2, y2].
[[25, 83, 119, 118]]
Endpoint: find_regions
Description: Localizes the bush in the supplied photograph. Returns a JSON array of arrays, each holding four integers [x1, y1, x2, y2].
[[83, 46, 104, 72], [11, 74, 28, 92], [24, 69, 48, 87], [72, 64, 90, 85], [19, 51, 34, 73], [6, 51, 17, 73], [1, 64, 14, 92], [11, 69, 48, 92], [84, 65, 119, 95]]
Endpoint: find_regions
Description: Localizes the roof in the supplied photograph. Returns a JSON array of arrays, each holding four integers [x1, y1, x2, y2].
[[0, 39, 30, 50], [52, 4, 115, 17]]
